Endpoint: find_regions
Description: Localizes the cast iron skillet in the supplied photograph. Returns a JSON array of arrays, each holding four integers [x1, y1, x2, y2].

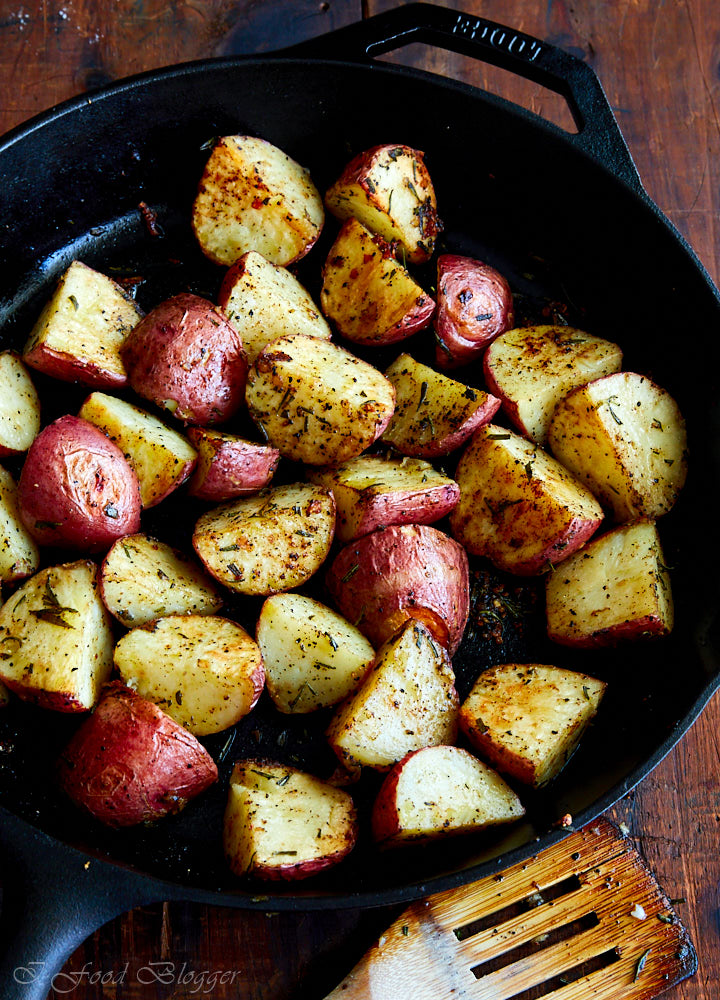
[[1, 5, 719, 997]]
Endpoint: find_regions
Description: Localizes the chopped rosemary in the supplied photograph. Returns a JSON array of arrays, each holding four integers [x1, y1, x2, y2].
[[417, 381, 429, 409], [633, 948, 651, 983], [341, 564, 359, 583]]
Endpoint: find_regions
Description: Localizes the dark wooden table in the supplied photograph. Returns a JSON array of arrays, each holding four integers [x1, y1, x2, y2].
[[1, 1, 718, 998]]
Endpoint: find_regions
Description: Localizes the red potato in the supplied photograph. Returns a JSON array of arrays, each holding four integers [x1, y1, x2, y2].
[[224, 759, 357, 880], [186, 428, 280, 501], [22, 260, 144, 389], [371, 745, 525, 846], [325, 144, 441, 264], [326, 523, 470, 656], [0, 352, 41, 457], [121, 293, 247, 425], [308, 454, 459, 544], [320, 218, 435, 345], [18, 415, 141, 552], [57, 682, 218, 827], [434, 255, 514, 368]]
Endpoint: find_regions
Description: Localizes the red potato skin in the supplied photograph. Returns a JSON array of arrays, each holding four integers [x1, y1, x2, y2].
[[506, 515, 604, 577], [248, 841, 357, 881], [418, 394, 501, 458], [370, 752, 410, 843], [1, 681, 91, 714], [121, 293, 247, 425], [18, 415, 141, 552], [481, 357, 526, 435], [434, 255, 514, 369], [379, 295, 435, 343], [186, 429, 280, 501], [57, 682, 218, 827], [23, 343, 128, 390], [548, 613, 670, 649], [347, 481, 460, 541], [326, 524, 470, 655]]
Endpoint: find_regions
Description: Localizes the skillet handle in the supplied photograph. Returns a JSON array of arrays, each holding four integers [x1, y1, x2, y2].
[[287, 2, 643, 193], [0, 812, 165, 1000]]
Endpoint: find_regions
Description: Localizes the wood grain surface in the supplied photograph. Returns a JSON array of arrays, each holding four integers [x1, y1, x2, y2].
[[0, 1, 718, 998]]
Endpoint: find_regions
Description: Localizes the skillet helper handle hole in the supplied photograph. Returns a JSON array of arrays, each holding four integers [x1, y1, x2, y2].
[[0, 812, 165, 1000], [291, 2, 643, 193]]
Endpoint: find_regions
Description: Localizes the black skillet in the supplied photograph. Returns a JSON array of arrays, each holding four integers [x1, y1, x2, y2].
[[1, 5, 719, 998]]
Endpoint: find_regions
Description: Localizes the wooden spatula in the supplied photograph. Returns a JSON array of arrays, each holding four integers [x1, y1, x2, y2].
[[324, 818, 696, 1000]]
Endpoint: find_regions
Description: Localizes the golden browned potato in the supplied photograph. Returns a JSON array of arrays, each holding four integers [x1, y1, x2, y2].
[[192, 135, 324, 267], [320, 218, 435, 345], [484, 325, 623, 445], [381, 353, 499, 457], [0, 352, 41, 457], [23, 260, 143, 388], [0, 465, 39, 584], [449, 425, 604, 575], [548, 372, 688, 521], [545, 519, 674, 647], [192, 482, 335, 596], [459, 663, 606, 787], [325, 143, 441, 264], [246, 333, 395, 465]]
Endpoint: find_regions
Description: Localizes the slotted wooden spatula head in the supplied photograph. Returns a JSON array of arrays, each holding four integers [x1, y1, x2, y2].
[[324, 818, 696, 1000]]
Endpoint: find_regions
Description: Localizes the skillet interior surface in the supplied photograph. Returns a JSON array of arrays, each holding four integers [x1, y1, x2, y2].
[[0, 54, 719, 905]]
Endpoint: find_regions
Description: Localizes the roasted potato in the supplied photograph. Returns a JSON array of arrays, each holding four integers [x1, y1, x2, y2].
[[326, 523, 470, 655], [100, 533, 222, 627], [256, 592, 375, 713], [115, 614, 264, 736], [320, 218, 435, 345], [434, 254, 514, 368], [0, 465, 39, 583], [484, 325, 623, 445], [308, 454, 459, 544], [23, 260, 143, 388], [121, 293, 247, 426], [545, 519, 674, 647], [224, 759, 357, 880], [192, 135, 324, 267], [325, 143, 441, 264], [246, 333, 395, 465], [79, 391, 197, 508], [0, 352, 41, 457], [193, 482, 335, 596], [459, 663, 606, 787], [371, 745, 525, 846], [548, 372, 688, 521], [449, 425, 604, 575], [18, 415, 142, 552], [57, 681, 218, 827], [0, 560, 113, 712], [326, 620, 459, 772], [218, 250, 331, 363], [186, 428, 280, 501], [381, 353, 499, 457]]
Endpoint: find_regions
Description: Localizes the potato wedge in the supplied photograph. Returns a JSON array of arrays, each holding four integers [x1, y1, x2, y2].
[[320, 218, 435, 345], [246, 333, 395, 465], [484, 325, 623, 444], [218, 250, 331, 364], [326, 620, 459, 772], [548, 372, 688, 520], [371, 745, 525, 845], [193, 482, 335, 596], [0, 352, 40, 457], [100, 533, 222, 627], [0, 560, 113, 712], [545, 519, 673, 647], [381, 353, 500, 457], [325, 144, 440, 264], [186, 428, 279, 501], [459, 663, 606, 787], [78, 391, 197, 508], [114, 614, 264, 736], [224, 759, 357, 880], [308, 454, 459, 544], [449, 425, 604, 575], [256, 593, 375, 713], [434, 255, 514, 368], [192, 135, 324, 267], [23, 260, 143, 388], [58, 681, 218, 827], [0, 465, 39, 583], [326, 523, 469, 655]]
